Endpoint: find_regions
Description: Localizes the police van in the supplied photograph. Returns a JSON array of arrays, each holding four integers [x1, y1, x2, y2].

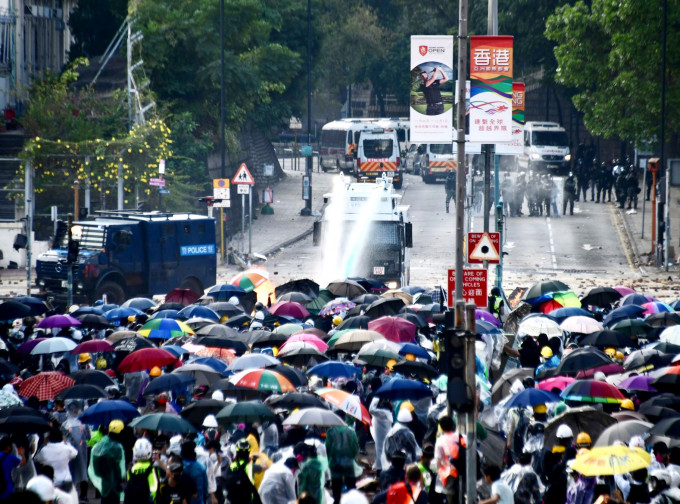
[[355, 128, 403, 189], [517, 121, 571, 173]]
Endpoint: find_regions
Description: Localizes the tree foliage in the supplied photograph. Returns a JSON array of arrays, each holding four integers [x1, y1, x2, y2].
[[546, 0, 680, 147]]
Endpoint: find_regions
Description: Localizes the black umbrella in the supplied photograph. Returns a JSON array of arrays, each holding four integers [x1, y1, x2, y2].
[[623, 350, 674, 371], [552, 347, 612, 376], [352, 294, 381, 305], [326, 279, 367, 299], [348, 277, 387, 293], [12, 296, 50, 316], [523, 280, 570, 301], [649, 342, 680, 354], [594, 420, 653, 447], [223, 314, 253, 328], [650, 417, 680, 438], [267, 364, 307, 388], [544, 406, 616, 448], [392, 360, 438, 380], [205, 303, 245, 318], [276, 292, 313, 303], [112, 336, 157, 353], [181, 399, 226, 428], [216, 400, 277, 424], [639, 405, 680, 422], [155, 302, 186, 312], [0, 406, 51, 434], [491, 368, 535, 403], [580, 287, 622, 308], [364, 297, 405, 319], [249, 330, 286, 348], [143, 373, 195, 396], [193, 336, 248, 354], [646, 312, 680, 328], [579, 329, 634, 348], [76, 313, 111, 329], [603, 305, 645, 328], [640, 393, 680, 411], [395, 312, 429, 329], [265, 392, 326, 410], [196, 324, 241, 339], [275, 279, 320, 299], [69, 370, 116, 388], [336, 316, 371, 331], [652, 372, 680, 392], [0, 300, 30, 321], [56, 384, 109, 400]]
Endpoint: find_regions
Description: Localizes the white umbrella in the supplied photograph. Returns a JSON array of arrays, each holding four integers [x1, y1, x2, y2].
[[282, 407, 344, 426], [560, 316, 603, 335], [227, 353, 280, 372], [517, 316, 562, 338], [660, 325, 680, 345], [31, 337, 77, 355]]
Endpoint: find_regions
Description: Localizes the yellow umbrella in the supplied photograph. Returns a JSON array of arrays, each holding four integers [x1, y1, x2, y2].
[[571, 445, 651, 476]]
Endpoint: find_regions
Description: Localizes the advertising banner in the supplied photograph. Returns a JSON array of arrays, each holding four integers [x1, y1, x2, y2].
[[496, 82, 525, 155], [410, 35, 454, 144], [469, 36, 513, 143]]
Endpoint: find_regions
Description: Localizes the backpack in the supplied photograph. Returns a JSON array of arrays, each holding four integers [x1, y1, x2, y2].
[[124, 465, 153, 504]]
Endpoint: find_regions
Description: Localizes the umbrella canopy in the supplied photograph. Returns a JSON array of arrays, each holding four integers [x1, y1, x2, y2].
[[72, 339, 114, 354], [0, 300, 31, 321], [149, 309, 183, 320], [230, 269, 275, 304], [561, 379, 626, 404], [277, 291, 313, 304], [165, 288, 201, 306], [35, 314, 82, 329], [392, 360, 439, 380], [603, 305, 645, 328], [523, 280, 570, 301], [74, 313, 111, 329], [491, 368, 534, 403], [618, 375, 657, 392], [305, 290, 335, 316], [188, 357, 230, 375], [624, 349, 674, 371], [553, 347, 613, 376], [273, 323, 305, 336], [364, 297, 406, 319], [319, 298, 357, 317], [195, 323, 241, 339], [117, 348, 178, 373], [356, 340, 402, 367], [537, 376, 576, 392], [178, 305, 220, 321], [642, 301, 673, 315], [56, 384, 108, 401], [368, 316, 417, 343], [647, 341, 680, 354], [610, 319, 652, 338], [475, 309, 501, 327], [277, 342, 328, 364], [517, 316, 562, 338], [138, 318, 194, 340], [315, 388, 371, 424], [307, 361, 361, 379], [216, 401, 276, 425], [580, 287, 622, 308], [649, 416, 680, 438], [79, 399, 141, 425], [105, 306, 144, 322], [268, 365, 308, 388], [374, 378, 432, 401], [275, 279, 319, 299], [621, 293, 654, 306], [651, 367, 680, 391], [326, 279, 367, 299], [281, 333, 328, 352], [399, 342, 431, 360], [30, 337, 77, 355], [69, 370, 116, 388], [122, 297, 157, 311], [0, 406, 51, 434], [193, 336, 248, 354], [559, 316, 603, 335], [143, 373, 195, 396], [16, 338, 47, 356], [265, 392, 326, 411], [352, 294, 381, 305], [129, 412, 197, 433], [571, 446, 651, 476], [12, 296, 49, 316], [180, 399, 228, 427], [503, 388, 562, 409], [594, 420, 653, 447], [269, 301, 310, 320], [645, 312, 680, 328], [204, 303, 245, 318], [382, 290, 414, 306], [660, 326, 680, 345], [228, 353, 280, 372], [249, 330, 286, 349], [172, 364, 222, 387], [228, 369, 295, 393], [111, 335, 157, 353], [580, 329, 634, 348], [544, 406, 617, 448], [19, 372, 75, 401], [331, 329, 385, 352], [207, 283, 248, 302], [282, 407, 344, 427], [549, 307, 593, 323]]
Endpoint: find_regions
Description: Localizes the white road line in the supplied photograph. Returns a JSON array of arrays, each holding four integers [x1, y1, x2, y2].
[[546, 217, 558, 270]]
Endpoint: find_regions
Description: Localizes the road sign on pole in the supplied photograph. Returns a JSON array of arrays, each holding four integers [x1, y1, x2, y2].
[[212, 178, 231, 208], [467, 232, 500, 263], [447, 269, 488, 308], [232, 163, 255, 185]]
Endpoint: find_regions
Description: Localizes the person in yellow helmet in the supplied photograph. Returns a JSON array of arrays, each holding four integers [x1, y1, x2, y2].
[[149, 366, 162, 377], [576, 432, 592, 449], [78, 353, 92, 370], [332, 316, 343, 327], [535, 346, 560, 377], [88, 420, 126, 504], [620, 398, 635, 411], [604, 347, 616, 359]]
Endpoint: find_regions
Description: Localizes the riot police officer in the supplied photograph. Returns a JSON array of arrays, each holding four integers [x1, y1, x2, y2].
[[563, 172, 577, 216]]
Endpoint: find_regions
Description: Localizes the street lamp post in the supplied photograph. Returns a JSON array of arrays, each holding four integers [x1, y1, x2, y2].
[[301, 0, 313, 216]]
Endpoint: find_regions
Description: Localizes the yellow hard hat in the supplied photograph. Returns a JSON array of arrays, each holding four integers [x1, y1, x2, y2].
[[576, 432, 592, 446], [108, 419, 124, 434], [332, 316, 343, 327], [127, 315, 136, 323], [78, 353, 91, 364], [615, 351, 625, 361], [604, 347, 616, 358], [150, 366, 162, 377], [540, 346, 553, 359], [401, 400, 415, 412], [386, 359, 397, 370], [404, 353, 416, 361], [533, 403, 547, 414], [620, 398, 635, 410], [96, 357, 107, 370]]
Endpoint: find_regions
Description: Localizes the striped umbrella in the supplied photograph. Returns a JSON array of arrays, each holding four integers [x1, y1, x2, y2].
[[642, 301, 674, 315], [228, 369, 295, 393], [230, 268, 276, 304], [315, 388, 371, 424], [560, 379, 625, 404]]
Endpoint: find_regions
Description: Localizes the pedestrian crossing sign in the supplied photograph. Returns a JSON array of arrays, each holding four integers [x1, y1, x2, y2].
[[468, 232, 500, 263], [232, 163, 255, 185]]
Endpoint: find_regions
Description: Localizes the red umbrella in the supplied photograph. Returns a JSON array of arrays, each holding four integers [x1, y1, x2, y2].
[[537, 299, 564, 314], [19, 372, 75, 401], [368, 316, 417, 343], [71, 340, 114, 354], [165, 288, 201, 306], [269, 301, 310, 320], [117, 348, 178, 373]]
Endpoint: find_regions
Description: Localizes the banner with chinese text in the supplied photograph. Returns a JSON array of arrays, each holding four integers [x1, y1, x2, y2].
[[410, 35, 454, 143], [469, 36, 513, 143], [496, 82, 525, 155]]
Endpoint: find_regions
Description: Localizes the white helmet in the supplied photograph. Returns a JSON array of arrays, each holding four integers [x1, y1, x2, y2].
[[203, 414, 218, 428], [211, 390, 224, 402], [593, 371, 606, 381], [556, 424, 574, 439], [629, 435, 645, 450], [133, 437, 153, 461], [27, 475, 56, 501]]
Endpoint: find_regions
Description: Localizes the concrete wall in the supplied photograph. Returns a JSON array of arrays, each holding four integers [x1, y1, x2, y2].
[[0, 221, 49, 268]]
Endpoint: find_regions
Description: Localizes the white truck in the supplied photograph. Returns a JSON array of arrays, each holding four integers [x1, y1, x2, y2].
[[517, 121, 572, 173], [313, 176, 412, 289]]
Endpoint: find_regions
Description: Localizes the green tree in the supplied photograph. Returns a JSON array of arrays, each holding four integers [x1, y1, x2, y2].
[[545, 0, 680, 148]]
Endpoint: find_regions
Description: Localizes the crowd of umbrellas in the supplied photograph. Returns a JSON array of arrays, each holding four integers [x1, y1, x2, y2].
[[3, 269, 680, 495]]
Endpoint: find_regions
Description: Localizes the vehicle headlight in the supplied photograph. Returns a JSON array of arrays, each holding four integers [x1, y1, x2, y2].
[[530, 153, 542, 161], [77, 282, 84, 290], [387, 281, 398, 290], [38, 279, 45, 287], [564, 153, 572, 162]]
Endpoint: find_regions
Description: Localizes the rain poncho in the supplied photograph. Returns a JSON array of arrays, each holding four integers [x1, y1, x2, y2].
[[257, 460, 296, 504], [383, 422, 422, 467], [62, 406, 91, 485], [500, 462, 544, 504], [325, 424, 359, 478], [88, 435, 126, 499], [297, 456, 326, 504], [0, 384, 22, 409], [369, 398, 393, 471], [535, 355, 560, 377]]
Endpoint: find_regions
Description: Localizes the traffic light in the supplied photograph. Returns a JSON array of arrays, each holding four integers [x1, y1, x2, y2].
[[198, 196, 215, 206], [67, 239, 79, 264], [441, 328, 475, 412]]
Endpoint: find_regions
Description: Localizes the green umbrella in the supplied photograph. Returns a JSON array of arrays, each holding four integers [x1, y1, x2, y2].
[[129, 413, 197, 434], [216, 400, 276, 424], [610, 319, 652, 337], [305, 289, 335, 315]]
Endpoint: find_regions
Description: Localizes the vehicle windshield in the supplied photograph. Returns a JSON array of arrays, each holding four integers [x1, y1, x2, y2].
[[58, 224, 107, 250], [320, 128, 346, 148], [363, 139, 394, 158], [532, 130, 568, 147], [430, 144, 454, 155]]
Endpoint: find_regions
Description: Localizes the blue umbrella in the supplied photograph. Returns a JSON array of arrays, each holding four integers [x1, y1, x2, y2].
[[503, 388, 562, 409], [549, 307, 593, 323], [79, 399, 141, 425], [475, 320, 503, 334], [621, 294, 654, 306], [603, 305, 645, 328], [189, 357, 230, 374], [207, 284, 247, 302], [122, 297, 157, 311], [12, 296, 49, 316], [398, 343, 431, 360], [149, 309, 184, 320], [105, 306, 143, 322], [143, 373, 195, 396], [307, 361, 361, 379], [161, 344, 190, 357], [399, 286, 426, 295], [375, 378, 432, 400], [71, 306, 105, 316], [178, 305, 220, 321]]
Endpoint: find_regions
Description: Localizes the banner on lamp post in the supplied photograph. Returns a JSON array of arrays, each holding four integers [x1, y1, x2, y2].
[[410, 35, 454, 144], [469, 36, 513, 143], [496, 82, 525, 155]]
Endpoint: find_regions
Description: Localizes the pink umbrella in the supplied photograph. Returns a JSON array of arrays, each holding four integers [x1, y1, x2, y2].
[[538, 376, 575, 392], [475, 309, 501, 327], [280, 333, 328, 352], [269, 301, 310, 320], [613, 286, 636, 297], [368, 316, 417, 343]]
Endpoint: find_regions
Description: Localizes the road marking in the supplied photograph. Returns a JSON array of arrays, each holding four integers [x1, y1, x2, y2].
[[546, 217, 558, 271], [582, 244, 595, 251]]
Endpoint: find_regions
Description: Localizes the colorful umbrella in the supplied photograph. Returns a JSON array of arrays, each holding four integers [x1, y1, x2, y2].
[[129, 412, 197, 433], [613, 286, 636, 297], [19, 372, 75, 401], [560, 379, 625, 404], [30, 337, 77, 355], [117, 347, 178, 373], [282, 407, 344, 426], [559, 316, 603, 335], [228, 369, 295, 393], [269, 301, 310, 320], [642, 301, 673, 315], [537, 376, 576, 392], [315, 388, 371, 424], [503, 388, 562, 408], [281, 333, 328, 352], [307, 361, 361, 379], [35, 314, 82, 329], [230, 268, 275, 304], [368, 316, 417, 343], [164, 288, 201, 306], [138, 318, 195, 340], [572, 446, 650, 476], [318, 298, 357, 317]]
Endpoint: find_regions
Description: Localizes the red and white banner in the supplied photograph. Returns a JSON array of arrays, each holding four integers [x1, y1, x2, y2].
[[410, 35, 454, 144], [447, 269, 488, 308]]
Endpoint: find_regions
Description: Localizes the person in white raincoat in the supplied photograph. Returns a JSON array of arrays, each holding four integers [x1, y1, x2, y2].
[[370, 397, 393, 471]]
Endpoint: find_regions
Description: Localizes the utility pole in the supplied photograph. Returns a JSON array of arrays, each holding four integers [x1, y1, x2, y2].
[[301, 0, 313, 216]]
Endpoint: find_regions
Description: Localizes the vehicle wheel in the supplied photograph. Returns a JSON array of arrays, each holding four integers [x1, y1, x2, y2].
[[422, 176, 430, 184], [393, 179, 403, 189], [94, 281, 126, 305], [180, 277, 203, 295]]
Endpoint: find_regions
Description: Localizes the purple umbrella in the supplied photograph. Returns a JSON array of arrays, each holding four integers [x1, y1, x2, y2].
[[36, 314, 82, 329], [475, 309, 501, 327], [618, 375, 657, 392], [16, 338, 48, 356]]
